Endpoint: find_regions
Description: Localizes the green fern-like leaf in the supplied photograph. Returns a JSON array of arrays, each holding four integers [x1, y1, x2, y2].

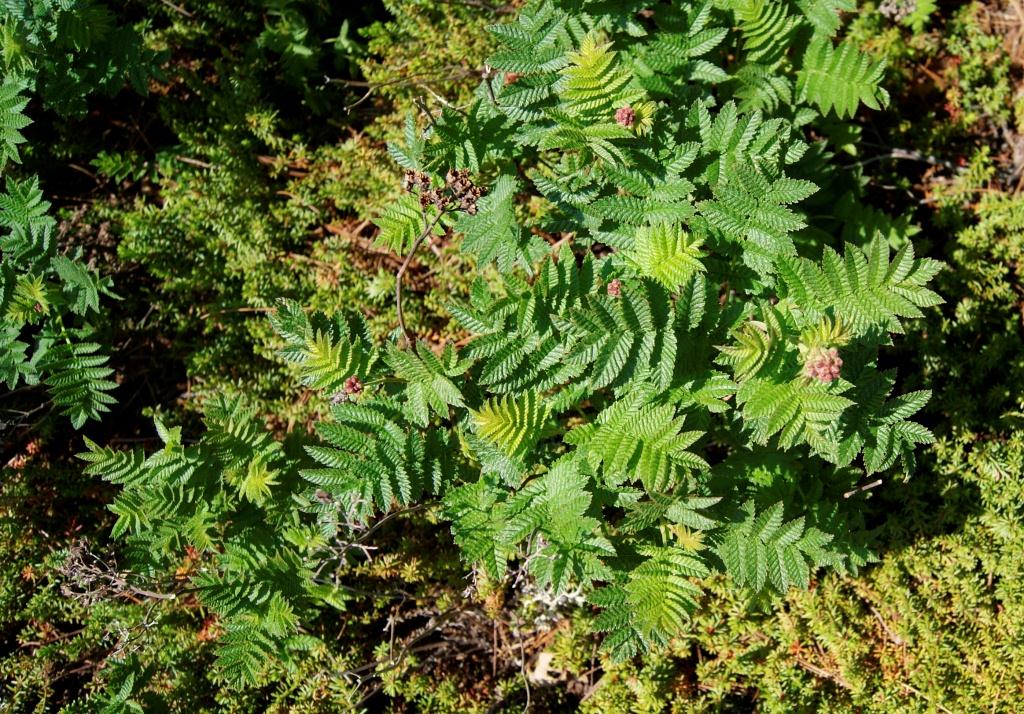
[[0, 321, 29, 388], [559, 32, 649, 129], [716, 311, 782, 382], [373, 192, 442, 254], [385, 343, 466, 427], [717, 500, 842, 593], [590, 546, 708, 660], [303, 399, 427, 518], [623, 224, 705, 291], [79, 437, 148, 487], [622, 492, 722, 534], [51, 253, 114, 316], [471, 391, 549, 461], [731, 0, 800, 65], [0, 176, 55, 265], [564, 280, 679, 391], [837, 370, 935, 474], [487, 1, 571, 76], [455, 174, 545, 274], [7, 273, 56, 324], [733, 63, 794, 113], [0, 79, 30, 172], [270, 299, 377, 396], [697, 163, 815, 277], [214, 622, 277, 687], [777, 238, 943, 336], [41, 340, 117, 428], [568, 388, 708, 493], [505, 457, 615, 593], [387, 114, 426, 171], [798, 38, 889, 119], [737, 376, 854, 460], [443, 476, 512, 580], [300, 330, 374, 395], [796, 0, 857, 37]]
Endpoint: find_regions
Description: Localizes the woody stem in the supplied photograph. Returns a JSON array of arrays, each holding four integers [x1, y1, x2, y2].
[[395, 208, 447, 352]]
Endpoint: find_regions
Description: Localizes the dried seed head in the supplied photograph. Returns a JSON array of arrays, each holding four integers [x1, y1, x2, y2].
[[445, 168, 473, 193], [879, 0, 916, 21], [607, 279, 622, 297], [803, 347, 843, 383], [403, 170, 432, 193], [441, 168, 485, 215], [433, 190, 453, 210], [615, 106, 636, 129]]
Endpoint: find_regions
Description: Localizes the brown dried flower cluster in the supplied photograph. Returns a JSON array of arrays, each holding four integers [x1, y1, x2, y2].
[[402, 168, 486, 215]]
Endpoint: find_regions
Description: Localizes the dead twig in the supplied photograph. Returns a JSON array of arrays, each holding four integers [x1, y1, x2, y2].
[[158, 0, 193, 17], [196, 305, 275, 321], [175, 155, 214, 170], [792, 656, 852, 690], [844, 478, 883, 499]]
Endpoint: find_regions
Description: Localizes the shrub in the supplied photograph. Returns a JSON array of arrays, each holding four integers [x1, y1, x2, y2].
[[81, 0, 943, 691], [0, 175, 117, 432], [0, 1, 158, 117], [0, 2, 140, 442]]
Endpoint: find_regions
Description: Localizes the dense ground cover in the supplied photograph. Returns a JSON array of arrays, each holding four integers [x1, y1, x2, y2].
[[1, 1, 1022, 712]]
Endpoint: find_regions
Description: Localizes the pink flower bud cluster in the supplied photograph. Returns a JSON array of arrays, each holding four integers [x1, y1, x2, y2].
[[803, 347, 843, 383], [344, 375, 363, 395], [615, 106, 635, 129], [607, 278, 622, 297]]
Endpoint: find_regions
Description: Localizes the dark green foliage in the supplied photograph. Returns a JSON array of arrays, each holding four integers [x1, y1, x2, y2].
[[0, 176, 116, 428], [0, 79, 30, 170], [0, 0, 159, 116], [0, 1, 146, 437], [79, 395, 336, 685]]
